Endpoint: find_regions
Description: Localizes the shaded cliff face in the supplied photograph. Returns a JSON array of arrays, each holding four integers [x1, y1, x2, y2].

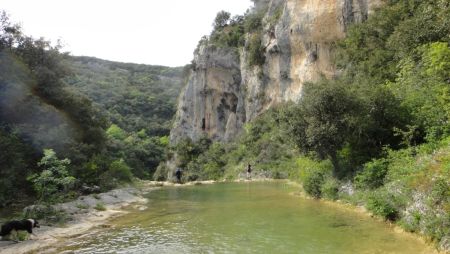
[[170, 46, 245, 142], [171, 0, 382, 143]]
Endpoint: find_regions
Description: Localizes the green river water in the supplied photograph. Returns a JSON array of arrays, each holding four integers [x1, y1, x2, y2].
[[59, 182, 434, 254]]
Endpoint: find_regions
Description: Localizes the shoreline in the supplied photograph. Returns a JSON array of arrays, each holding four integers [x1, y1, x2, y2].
[[284, 180, 446, 254], [0, 179, 445, 254], [0, 180, 217, 254], [0, 185, 155, 254]]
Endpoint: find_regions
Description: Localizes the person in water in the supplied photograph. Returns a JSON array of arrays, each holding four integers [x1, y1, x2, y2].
[[247, 163, 252, 179], [175, 168, 182, 183]]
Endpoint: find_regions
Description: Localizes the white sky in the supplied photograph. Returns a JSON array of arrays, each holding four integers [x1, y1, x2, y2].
[[2, 0, 253, 67]]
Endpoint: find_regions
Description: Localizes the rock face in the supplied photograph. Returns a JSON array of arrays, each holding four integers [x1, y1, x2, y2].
[[170, 0, 382, 143]]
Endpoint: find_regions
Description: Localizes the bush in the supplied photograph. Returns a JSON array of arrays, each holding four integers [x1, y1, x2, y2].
[[94, 202, 106, 211], [28, 149, 76, 204], [303, 170, 325, 198], [106, 124, 127, 140], [366, 191, 399, 221], [247, 32, 265, 67], [108, 159, 133, 182], [354, 159, 388, 190], [244, 9, 265, 33], [321, 178, 340, 200]]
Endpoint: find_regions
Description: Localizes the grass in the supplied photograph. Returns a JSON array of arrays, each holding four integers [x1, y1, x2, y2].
[[94, 202, 107, 211], [75, 203, 89, 209]]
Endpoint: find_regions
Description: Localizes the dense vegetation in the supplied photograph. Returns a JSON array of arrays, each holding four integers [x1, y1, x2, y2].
[[0, 11, 183, 208], [173, 0, 450, 249], [63, 56, 183, 179], [64, 56, 183, 136]]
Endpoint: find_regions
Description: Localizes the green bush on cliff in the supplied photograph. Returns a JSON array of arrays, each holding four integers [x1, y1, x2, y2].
[[247, 31, 265, 67]]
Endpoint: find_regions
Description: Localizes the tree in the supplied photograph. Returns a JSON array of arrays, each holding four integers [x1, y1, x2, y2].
[[106, 124, 127, 140], [28, 149, 75, 204], [286, 81, 360, 177], [213, 11, 231, 30]]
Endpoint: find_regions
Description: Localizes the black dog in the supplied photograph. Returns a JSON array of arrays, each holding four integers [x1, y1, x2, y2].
[[0, 219, 40, 238]]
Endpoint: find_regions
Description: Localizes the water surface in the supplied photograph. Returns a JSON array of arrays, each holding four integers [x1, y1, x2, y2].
[[60, 182, 433, 253]]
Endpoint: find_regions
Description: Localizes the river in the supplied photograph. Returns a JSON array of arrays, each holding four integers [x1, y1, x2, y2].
[[58, 181, 433, 253]]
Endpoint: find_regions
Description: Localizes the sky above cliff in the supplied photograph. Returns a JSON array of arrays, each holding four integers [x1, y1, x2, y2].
[[2, 0, 253, 67]]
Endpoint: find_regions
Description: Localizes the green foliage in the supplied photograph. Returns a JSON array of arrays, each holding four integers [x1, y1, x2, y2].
[[285, 80, 361, 177], [76, 203, 89, 209], [65, 56, 183, 137], [107, 124, 127, 140], [213, 11, 231, 30], [303, 170, 325, 199], [0, 12, 115, 204], [366, 190, 399, 221], [296, 157, 333, 198], [175, 136, 212, 169], [94, 202, 106, 211], [354, 159, 388, 190], [28, 149, 75, 204], [321, 178, 340, 200], [107, 159, 133, 182], [388, 42, 450, 141], [246, 32, 265, 67], [210, 15, 245, 49], [244, 9, 265, 33], [0, 127, 33, 207], [187, 143, 227, 180], [267, 6, 283, 29]]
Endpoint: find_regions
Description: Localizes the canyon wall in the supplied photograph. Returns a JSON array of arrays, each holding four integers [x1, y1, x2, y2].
[[170, 0, 382, 143]]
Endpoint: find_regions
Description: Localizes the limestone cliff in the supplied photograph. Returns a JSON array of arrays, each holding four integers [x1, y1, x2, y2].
[[170, 0, 382, 143]]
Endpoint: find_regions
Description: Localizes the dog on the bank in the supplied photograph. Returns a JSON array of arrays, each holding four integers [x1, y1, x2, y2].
[[0, 219, 40, 240]]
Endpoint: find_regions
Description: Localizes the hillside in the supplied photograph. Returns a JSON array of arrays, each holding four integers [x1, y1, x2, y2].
[[63, 56, 184, 136], [0, 11, 185, 208]]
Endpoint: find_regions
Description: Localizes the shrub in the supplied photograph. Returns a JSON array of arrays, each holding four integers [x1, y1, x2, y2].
[[213, 11, 231, 30], [247, 32, 265, 67], [28, 149, 76, 204], [108, 159, 133, 182], [321, 178, 340, 200], [354, 159, 388, 190], [303, 170, 325, 198], [76, 203, 89, 209], [244, 9, 265, 33], [94, 202, 106, 211], [366, 191, 399, 221], [106, 124, 127, 140]]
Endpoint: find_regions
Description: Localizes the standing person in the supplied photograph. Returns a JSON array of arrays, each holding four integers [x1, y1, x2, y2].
[[247, 163, 252, 180], [175, 168, 182, 183]]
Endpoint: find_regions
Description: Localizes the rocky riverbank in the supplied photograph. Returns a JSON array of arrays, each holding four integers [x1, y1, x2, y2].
[[0, 185, 156, 254], [0, 180, 221, 254]]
